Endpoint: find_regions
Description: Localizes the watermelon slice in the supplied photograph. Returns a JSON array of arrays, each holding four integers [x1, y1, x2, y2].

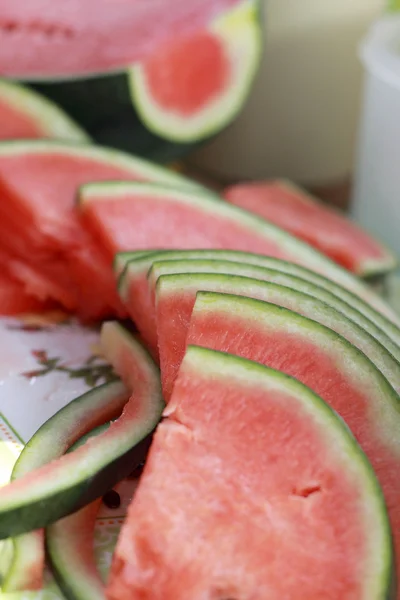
[[79, 181, 399, 323], [0, 78, 89, 142], [181, 293, 400, 584], [118, 252, 400, 363], [224, 179, 397, 277], [0, 1, 261, 159], [107, 346, 392, 599], [0, 140, 199, 319], [153, 272, 400, 401]]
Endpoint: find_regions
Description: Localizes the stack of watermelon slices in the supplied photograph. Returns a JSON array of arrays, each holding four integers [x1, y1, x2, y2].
[[103, 249, 400, 598]]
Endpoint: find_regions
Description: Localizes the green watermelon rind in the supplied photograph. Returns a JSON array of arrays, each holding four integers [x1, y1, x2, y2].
[[2, 381, 129, 592], [0, 79, 91, 143], [46, 424, 110, 600], [114, 248, 400, 353], [128, 0, 263, 143], [153, 270, 400, 392], [148, 258, 400, 363], [182, 345, 395, 600]]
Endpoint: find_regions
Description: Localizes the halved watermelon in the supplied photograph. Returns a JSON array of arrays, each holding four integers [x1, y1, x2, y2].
[[0, 140, 200, 319], [107, 346, 392, 599], [1, 1, 262, 159], [182, 293, 400, 584], [78, 181, 399, 323], [0, 78, 89, 142], [117, 251, 400, 362], [224, 179, 397, 277], [153, 272, 400, 401]]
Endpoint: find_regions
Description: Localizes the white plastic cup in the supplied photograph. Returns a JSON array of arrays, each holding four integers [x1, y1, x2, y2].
[[352, 16, 400, 264]]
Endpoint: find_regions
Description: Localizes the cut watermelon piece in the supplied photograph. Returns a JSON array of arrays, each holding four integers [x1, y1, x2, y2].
[[183, 293, 400, 584], [107, 346, 392, 599], [79, 181, 399, 324], [153, 271, 400, 401], [0, 140, 200, 319], [116, 250, 400, 361], [0, 270, 55, 316], [224, 179, 397, 277], [0, 78, 89, 142], [130, 0, 261, 142]]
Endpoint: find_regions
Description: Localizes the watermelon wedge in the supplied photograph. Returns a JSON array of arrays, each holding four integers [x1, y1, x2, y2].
[[107, 346, 392, 599], [116, 250, 400, 360], [153, 272, 400, 401], [0, 78, 89, 142], [182, 293, 400, 584], [79, 181, 399, 323], [224, 179, 397, 277], [0, 140, 199, 319]]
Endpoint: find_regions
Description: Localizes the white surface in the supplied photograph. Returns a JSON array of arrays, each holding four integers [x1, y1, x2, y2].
[[352, 16, 400, 265]]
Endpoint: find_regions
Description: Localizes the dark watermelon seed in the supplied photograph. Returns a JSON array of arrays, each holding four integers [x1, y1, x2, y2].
[[102, 490, 121, 509]]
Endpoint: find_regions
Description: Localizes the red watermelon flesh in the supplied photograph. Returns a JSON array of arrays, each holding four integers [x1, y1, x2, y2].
[[107, 346, 390, 600], [0, 270, 55, 315], [224, 180, 397, 277], [183, 293, 400, 587], [0, 97, 43, 138], [0, 0, 239, 78], [143, 31, 227, 117]]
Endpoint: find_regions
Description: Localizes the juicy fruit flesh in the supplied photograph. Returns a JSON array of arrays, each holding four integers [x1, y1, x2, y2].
[[0, 0, 239, 77], [107, 348, 388, 600], [224, 181, 395, 275], [0, 270, 55, 315], [83, 192, 293, 258], [186, 294, 400, 587], [145, 31, 227, 115], [0, 97, 43, 138]]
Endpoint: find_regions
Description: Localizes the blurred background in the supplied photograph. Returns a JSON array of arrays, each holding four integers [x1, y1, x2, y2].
[[187, 0, 384, 208]]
